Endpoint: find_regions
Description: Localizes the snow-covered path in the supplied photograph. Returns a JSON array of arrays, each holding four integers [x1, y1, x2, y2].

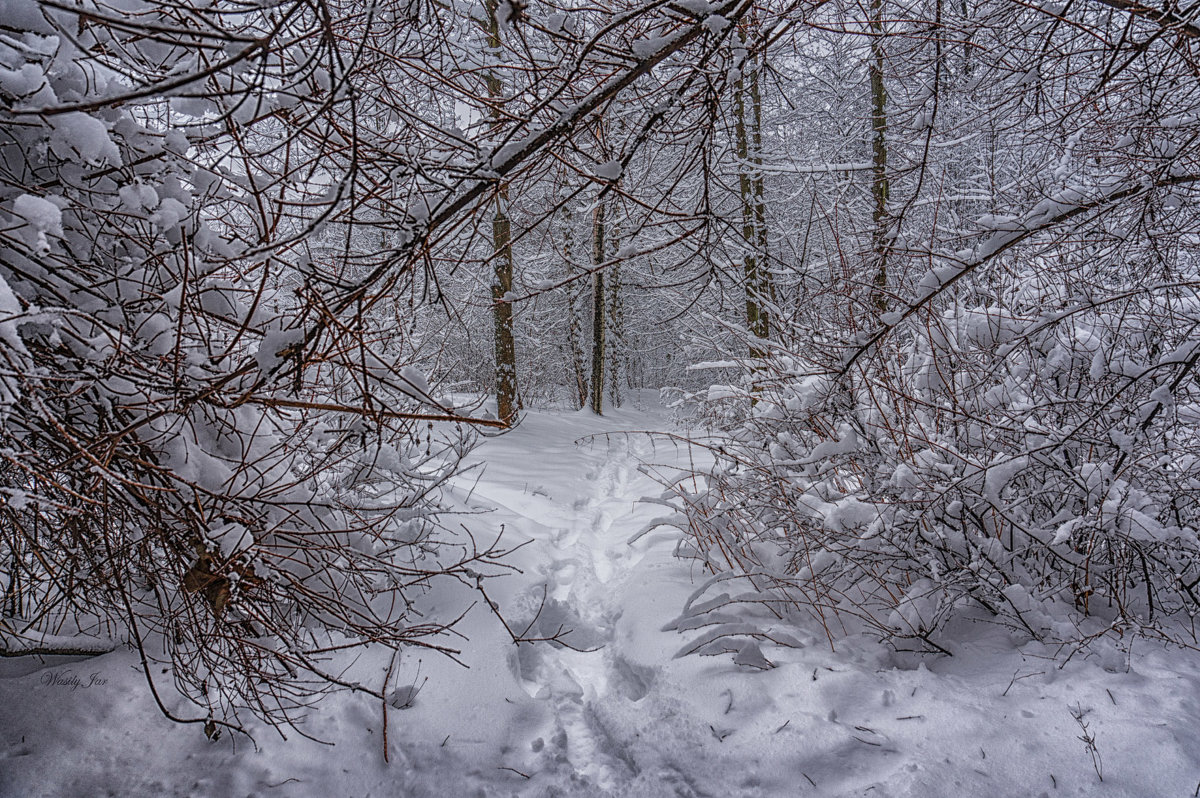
[[427, 399, 708, 795], [3, 396, 1200, 797]]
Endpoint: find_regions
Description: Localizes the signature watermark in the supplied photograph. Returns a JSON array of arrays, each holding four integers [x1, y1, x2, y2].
[[40, 669, 108, 690]]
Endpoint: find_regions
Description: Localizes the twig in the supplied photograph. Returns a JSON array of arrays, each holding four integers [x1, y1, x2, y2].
[[382, 652, 396, 764], [1070, 704, 1103, 782]]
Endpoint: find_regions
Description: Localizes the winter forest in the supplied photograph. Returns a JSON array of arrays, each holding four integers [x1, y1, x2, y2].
[[3, 0, 1200, 794]]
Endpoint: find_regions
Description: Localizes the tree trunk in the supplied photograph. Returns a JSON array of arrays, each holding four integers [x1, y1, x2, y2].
[[563, 202, 589, 409], [869, 0, 890, 314], [485, 0, 518, 423], [734, 26, 774, 355], [607, 260, 623, 409], [492, 203, 518, 423], [589, 201, 606, 415]]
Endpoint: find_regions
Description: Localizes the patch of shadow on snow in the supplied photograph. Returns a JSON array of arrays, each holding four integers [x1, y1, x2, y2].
[[608, 653, 658, 702]]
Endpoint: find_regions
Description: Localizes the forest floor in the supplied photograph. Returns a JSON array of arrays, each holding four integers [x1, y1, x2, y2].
[[2, 392, 1199, 797]]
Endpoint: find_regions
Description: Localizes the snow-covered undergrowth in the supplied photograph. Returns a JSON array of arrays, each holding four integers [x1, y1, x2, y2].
[[2, 395, 1197, 797], [656, 269, 1200, 663], [0, 0, 506, 733]]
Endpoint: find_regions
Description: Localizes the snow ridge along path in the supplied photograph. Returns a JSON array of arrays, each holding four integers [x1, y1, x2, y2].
[[2, 395, 1200, 797]]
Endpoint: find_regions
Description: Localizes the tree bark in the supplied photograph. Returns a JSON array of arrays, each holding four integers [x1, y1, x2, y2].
[[607, 261, 623, 409], [734, 26, 774, 355], [562, 203, 589, 409], [589, 201, 606, 415], [492, 203, 518, 423], [485, 0, 519, 423], [869, 0, 890, 314]]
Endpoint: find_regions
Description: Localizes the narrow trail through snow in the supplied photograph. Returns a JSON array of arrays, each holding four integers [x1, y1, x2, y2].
[[454, 400, 687, 794]]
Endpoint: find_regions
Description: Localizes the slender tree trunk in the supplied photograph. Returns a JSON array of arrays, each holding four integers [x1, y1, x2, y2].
[[562, 203, 589, 409], [868, 0, 890, 314], [492, 201, 518, 423], [607, 260, 623, 409], [749, 46, 770, 304], [960, 0, 973, 76], [589, 201, 606, 415], [735, 26, 774, 355], [485, 0, 518, 423]]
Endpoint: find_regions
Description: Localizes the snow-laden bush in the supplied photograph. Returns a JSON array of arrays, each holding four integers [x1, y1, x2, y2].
[[659, 257, 1200, 658], [0, 0, 509, 734], [663, 308, 1200, 654]]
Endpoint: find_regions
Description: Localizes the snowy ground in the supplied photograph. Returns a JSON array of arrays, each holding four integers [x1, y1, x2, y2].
[[2, 394, 1199, 797]]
